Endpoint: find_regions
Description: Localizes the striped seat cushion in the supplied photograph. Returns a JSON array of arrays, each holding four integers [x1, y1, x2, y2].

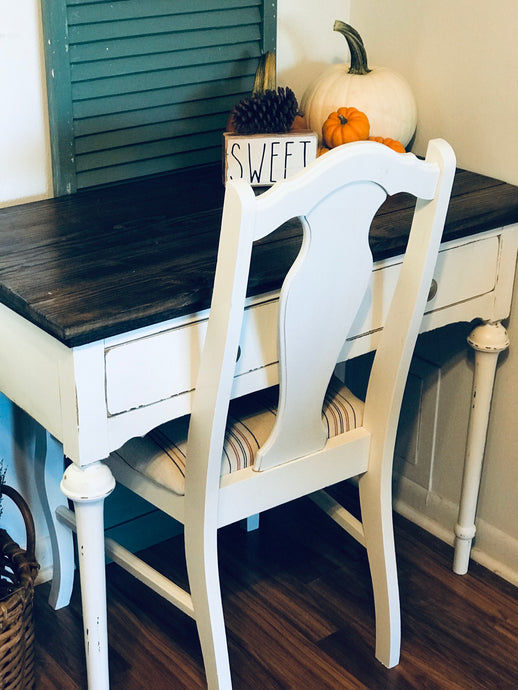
[[111, 376, 364, 496]]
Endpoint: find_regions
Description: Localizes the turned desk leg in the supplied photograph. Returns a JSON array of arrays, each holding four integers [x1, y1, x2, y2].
[[60, 462, 115, 690], [453, 321, 509, 575]]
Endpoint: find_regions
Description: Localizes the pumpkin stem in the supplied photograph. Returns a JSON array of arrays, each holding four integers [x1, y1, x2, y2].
[[338, 114, 348, 125], [252, 51, 276, 96], [333, 20, 371, 75]]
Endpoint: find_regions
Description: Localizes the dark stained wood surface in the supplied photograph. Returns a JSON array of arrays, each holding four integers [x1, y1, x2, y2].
[[0, 164, 517, 347], [33, 482, 518, 688]]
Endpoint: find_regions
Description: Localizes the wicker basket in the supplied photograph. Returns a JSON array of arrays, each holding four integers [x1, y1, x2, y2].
[[0, 486, 39, 690]]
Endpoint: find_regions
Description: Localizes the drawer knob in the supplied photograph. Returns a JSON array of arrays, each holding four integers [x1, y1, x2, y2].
[[427, 279, 438, 302]]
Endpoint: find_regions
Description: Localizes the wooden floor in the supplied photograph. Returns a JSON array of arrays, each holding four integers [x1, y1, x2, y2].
[[33, 484, 518, 689]]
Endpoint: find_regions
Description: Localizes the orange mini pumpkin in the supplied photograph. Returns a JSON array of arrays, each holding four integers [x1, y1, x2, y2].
[[322, 107, 370, 148], [291, 113, 307, 131], [368, 136, 406, 153]]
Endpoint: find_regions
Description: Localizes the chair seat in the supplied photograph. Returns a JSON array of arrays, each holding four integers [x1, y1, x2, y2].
[[110, 376, 364, 496]]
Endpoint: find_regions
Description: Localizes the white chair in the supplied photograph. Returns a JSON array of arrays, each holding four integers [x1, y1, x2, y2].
[[106, 139, 455, 688]]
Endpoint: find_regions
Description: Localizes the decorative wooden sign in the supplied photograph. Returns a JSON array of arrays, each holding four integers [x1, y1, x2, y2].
[[223, 130, 318, 186]]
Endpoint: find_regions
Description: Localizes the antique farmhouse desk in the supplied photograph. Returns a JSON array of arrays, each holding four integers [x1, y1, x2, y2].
[[0, 164, 517, 688]]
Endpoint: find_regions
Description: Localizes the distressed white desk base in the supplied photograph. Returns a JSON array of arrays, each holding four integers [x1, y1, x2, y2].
[[1, 223, 516, 689]]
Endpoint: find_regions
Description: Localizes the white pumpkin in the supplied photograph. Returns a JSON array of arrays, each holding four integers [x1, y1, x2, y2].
[[301, 21, 417, 147]]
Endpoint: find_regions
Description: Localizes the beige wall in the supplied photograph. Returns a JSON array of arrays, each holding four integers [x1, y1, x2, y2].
[[349, 0, 518, 185]]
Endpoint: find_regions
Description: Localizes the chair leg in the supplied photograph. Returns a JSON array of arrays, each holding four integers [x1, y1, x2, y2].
[[184, 522, 232, 689], [358, 472, 401, 668]]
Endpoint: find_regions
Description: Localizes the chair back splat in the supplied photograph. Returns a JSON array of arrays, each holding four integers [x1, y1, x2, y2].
[[107, 139, 456, 688]]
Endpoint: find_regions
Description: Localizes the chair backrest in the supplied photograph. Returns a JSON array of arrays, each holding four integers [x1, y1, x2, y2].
[[186, 140, 455, 487]]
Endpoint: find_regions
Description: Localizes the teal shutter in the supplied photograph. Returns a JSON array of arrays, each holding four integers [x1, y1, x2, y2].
[[41, 0, 277, 195]]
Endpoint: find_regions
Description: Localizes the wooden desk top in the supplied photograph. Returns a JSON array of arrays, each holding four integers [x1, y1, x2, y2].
[[0, 164, 517, 347]]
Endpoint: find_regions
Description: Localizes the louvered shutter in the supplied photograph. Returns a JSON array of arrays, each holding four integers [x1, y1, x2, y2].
[[41, 0, 276, 195]]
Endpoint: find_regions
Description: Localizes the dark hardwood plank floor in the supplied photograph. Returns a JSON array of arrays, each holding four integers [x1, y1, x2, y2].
[[33, 484, 518, 688]]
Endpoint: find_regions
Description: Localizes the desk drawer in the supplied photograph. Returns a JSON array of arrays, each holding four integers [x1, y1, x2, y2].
[[428, 236, 499, 310], [106, 235, 499, 415], [348, 235, 499, 340], [105, 298, 279, 415]]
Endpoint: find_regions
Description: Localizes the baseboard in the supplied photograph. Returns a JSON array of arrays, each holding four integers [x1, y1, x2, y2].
[[469, 523, 518, 587], [394, 475, 518, 588]]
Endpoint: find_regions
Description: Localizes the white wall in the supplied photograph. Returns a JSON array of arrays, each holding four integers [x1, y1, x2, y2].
[[348, 0, 518, 583], [0, 0, 52, 575], [1, 1, 518, 582], [0, 1, 52, 207], [0, 0, 354, 576], [2, 1, 516, 200], [277, 0, 350, 97], [0, 0, 349, 209]]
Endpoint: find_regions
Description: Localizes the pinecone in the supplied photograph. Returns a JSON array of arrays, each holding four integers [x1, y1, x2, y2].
[[231, 87, 299, 135]]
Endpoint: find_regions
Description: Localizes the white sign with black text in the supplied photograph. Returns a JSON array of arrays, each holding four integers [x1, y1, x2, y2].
[[223, 131, 318, 186]]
